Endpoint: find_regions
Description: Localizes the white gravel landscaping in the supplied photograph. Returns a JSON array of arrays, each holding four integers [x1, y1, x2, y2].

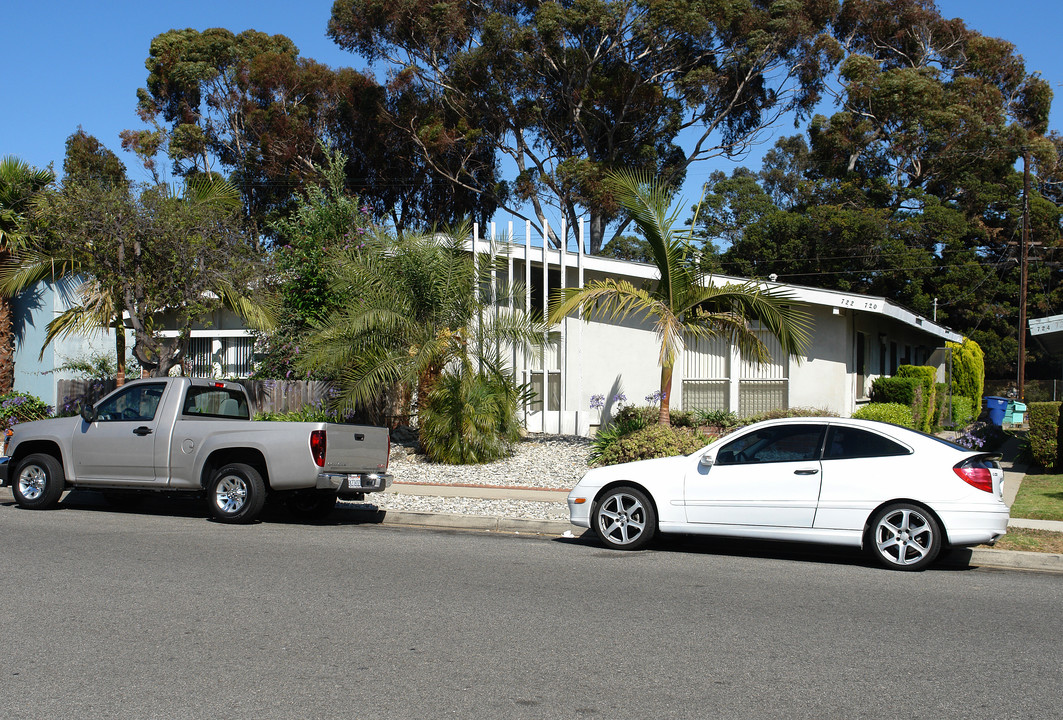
[[342, 435, 592, 521], [387, 435, 593, 490]]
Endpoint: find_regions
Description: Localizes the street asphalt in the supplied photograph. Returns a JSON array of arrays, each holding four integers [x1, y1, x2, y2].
[[368, 437, 1063, 574], [2, 439, 1060, 573]]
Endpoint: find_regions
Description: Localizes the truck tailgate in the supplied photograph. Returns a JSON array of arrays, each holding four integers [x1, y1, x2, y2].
[[323, 424, 390, 472]]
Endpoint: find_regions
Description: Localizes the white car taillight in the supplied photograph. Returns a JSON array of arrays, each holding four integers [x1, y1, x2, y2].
[[954, 460, 993, 493]]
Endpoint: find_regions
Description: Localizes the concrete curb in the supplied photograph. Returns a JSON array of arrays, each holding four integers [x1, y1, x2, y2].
[[348, 507, 576, 537], [950, 547, 1063, 573], [356, 508, 1063, 573]]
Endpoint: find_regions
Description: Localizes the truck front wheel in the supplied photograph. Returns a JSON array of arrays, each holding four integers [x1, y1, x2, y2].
[[12, 453, 66, 510], [207, 463, 266, 524]]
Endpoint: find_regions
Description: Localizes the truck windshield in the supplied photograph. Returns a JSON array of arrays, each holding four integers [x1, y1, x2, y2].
[[181, 386, 249, 420]]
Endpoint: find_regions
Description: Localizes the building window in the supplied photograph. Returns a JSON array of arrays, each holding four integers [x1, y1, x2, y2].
[[682, 334, 729, 411], [738, 326, 788, 417], [187, 336, 254, 378]]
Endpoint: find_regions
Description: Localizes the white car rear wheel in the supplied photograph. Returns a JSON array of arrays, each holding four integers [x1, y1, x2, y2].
[[868, 503, 942, 571]]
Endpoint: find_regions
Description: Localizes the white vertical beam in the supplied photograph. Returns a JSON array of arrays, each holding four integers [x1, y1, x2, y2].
[[559, 217, 567, 435], [525, 220, 532, 429], [508, 220, 515, 382], [542, 220, 550, 434], [577, 217, 585, 435]]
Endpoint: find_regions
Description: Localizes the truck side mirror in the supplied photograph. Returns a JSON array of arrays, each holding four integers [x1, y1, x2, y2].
[[79, 402, 97, 424], [699, 453, 714, 468]]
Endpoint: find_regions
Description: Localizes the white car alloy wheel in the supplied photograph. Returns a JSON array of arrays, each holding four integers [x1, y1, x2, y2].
[[870, 504, 942, 571], [593, 486, 657, 551]]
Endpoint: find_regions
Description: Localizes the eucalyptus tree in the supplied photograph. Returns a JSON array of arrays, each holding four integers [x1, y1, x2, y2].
[[0, 156, 54, 392], [124, 27, 496, 243], [549, 170, 812, 425], [328, 0, 840, 252]]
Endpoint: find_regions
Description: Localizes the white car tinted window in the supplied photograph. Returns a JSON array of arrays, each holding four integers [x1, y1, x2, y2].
[[716, 425, 826, 465], [824, 427, 910, 460]]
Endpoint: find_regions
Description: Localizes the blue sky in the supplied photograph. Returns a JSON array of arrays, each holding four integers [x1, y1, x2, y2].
[[3, 0, 1062, 213]]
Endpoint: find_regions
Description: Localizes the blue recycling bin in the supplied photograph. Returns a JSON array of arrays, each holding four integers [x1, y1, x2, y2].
[[984, 396, 1008, 426], [1008, 401, 1027, 425]]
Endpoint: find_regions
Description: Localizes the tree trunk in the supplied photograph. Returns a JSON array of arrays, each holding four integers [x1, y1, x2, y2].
[[0, 293, 14, 394], [658, 365, 673, 426], [589, 212, 606, 255], [115, 313, 126, 387]]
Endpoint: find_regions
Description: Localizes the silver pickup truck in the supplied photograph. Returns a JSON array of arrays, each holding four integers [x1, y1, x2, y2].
[[0, 377, 392, 523]]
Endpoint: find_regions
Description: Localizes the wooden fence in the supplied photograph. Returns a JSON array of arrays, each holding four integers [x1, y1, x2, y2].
[[56, 378, 333, 415]]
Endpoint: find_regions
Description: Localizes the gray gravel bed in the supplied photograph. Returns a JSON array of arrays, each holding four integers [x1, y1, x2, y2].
[[388, 435, 592, 490]]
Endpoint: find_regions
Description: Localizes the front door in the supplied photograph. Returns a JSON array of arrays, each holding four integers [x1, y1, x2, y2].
[[685, 423, 826, 527], [71, 382, 169, 484]]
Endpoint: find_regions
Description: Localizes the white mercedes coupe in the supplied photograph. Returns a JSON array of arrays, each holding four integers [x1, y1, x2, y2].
[[567, 417, 1009, 570]]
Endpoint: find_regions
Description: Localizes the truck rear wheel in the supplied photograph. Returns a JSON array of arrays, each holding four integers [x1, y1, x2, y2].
[[207, 463, 266, 524], [12, 453, 66, 510]]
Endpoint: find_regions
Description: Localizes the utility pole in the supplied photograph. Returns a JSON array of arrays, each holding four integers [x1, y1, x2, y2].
[[1019, 148, 1030, 400]]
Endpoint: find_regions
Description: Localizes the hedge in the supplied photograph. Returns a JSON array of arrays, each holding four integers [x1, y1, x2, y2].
[[948, 338, 985, 412], [1027, 402, 1061, 471], [897, 365, 937, 433], [870, 376, 917, 405], [951, 396, 975, 427], [852, 402, 915, 428]]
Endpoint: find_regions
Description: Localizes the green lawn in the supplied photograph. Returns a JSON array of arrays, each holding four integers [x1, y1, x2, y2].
[[985, 473, 1063, 553], [1009, 473, 1063, 521], [991, 528, 1063, 554]]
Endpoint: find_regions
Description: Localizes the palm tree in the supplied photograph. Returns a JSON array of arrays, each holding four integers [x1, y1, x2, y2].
[[0, 156, 55, 391], [549, 169, 812, 425], [302, 224, 547, 457]]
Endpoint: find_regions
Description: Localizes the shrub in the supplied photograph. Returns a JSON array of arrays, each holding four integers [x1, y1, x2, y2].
[[852, 403, 914, 428], [933, 383, 949, 427], [949, 338, 985, 411], [418, 367, 524, 464], [594, 424, 710, 466], [897, 365, 937, 433], [951, 396, 975, 427], [0, 392, 53, 430], [613, 404, 658, 428], [1027, 402, 1061, 470], [695, 409, 741, 428], [742, 407, 837, 424], [256, 407, 345, 423], [870, 376, 917, 405], [590, 404, 656, 463], [668, 409, 696, 428], [952, 421, 1008, 452]]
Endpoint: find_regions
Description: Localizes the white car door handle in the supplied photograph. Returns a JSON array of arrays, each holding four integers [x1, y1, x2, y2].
[[794, 468, 819, 475]]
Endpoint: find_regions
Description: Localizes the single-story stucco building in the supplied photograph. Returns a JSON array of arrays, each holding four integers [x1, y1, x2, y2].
[[472, 220, 963, 435]]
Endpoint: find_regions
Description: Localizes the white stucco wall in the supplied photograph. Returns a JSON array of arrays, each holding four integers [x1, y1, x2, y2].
[[789, 306, 852, 413], [12, 277, 128, 409]]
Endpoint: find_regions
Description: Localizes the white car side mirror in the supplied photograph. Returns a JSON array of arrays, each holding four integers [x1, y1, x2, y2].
[[699, 453, 714, 467]]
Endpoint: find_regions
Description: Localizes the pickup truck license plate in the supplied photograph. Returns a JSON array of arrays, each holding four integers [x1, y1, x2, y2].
[[346, 475, 363, 489]]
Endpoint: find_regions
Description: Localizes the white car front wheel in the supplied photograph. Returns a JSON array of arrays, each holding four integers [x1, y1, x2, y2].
[[593, 486, 657, 551]]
